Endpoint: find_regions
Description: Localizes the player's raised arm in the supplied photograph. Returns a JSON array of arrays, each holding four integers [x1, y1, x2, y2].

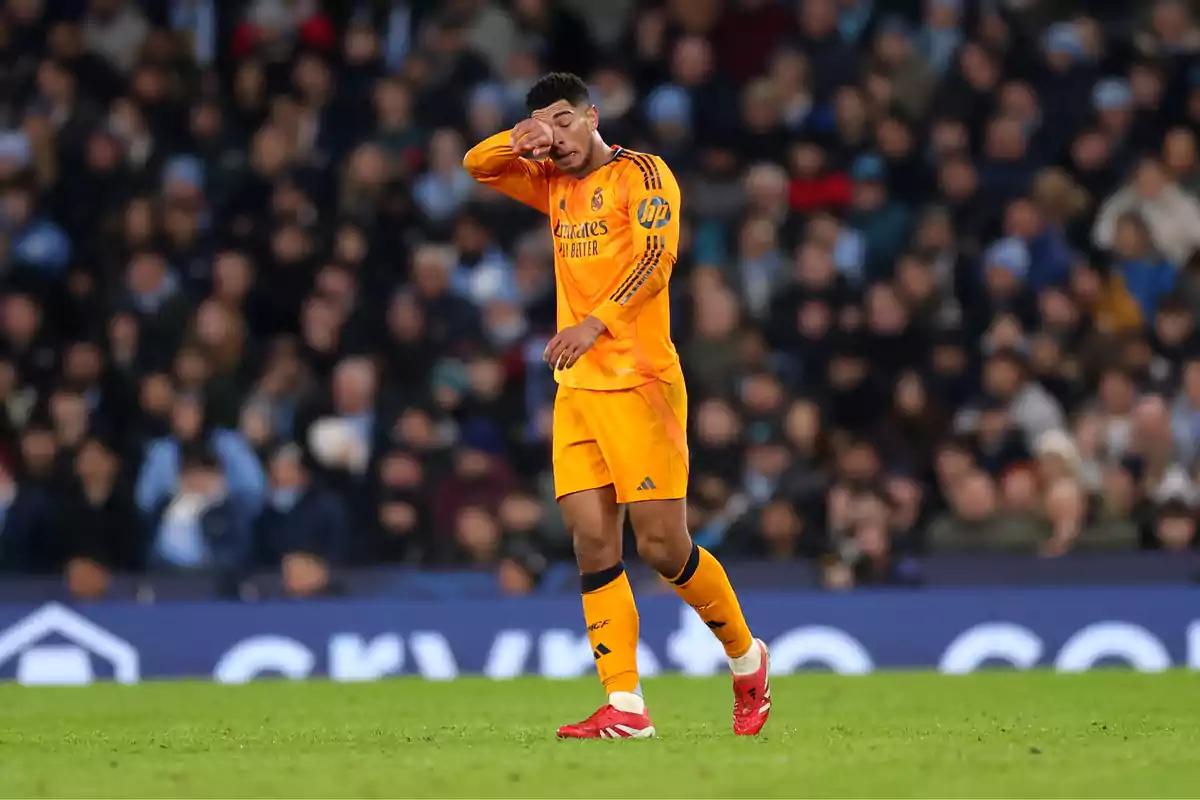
[[462, 123, 554, 214], [590, 155, 681, 332]]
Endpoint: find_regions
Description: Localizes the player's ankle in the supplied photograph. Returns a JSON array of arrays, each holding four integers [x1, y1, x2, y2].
[[608, 690, 646, 714], [728, 639, 762, 675]]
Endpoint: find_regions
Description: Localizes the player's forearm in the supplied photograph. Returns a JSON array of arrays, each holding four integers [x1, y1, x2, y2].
[[590, 253, 673, 331], [462, 130, 523, 179]]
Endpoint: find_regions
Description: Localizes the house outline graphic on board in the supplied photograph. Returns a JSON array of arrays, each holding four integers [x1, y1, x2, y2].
[[0, 602, 140, 685]]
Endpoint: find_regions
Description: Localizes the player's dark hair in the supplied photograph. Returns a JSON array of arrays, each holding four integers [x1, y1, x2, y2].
[[525, 72, 590, 113]]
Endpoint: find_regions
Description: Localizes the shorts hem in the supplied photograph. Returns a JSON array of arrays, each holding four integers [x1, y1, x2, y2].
[[614, 490, 688, 505], [554, 481, 615, 501]]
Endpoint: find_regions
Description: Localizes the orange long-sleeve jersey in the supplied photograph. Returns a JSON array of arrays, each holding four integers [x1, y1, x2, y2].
[[463, 131, 682, 391]]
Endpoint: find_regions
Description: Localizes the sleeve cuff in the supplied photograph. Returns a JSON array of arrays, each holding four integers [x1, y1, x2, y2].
[[589, 303, 622, 333]]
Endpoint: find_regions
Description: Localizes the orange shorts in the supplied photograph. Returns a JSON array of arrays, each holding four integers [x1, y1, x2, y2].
[[552, 378, 689, 504]]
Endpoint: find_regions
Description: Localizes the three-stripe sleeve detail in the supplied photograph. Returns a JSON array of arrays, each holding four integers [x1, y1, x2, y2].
[[610, 235, 657, 301], [610, 235, 664, 306], [617, 152, 662, 190]]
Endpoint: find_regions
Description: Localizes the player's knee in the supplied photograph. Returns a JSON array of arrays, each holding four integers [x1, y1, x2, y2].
[[567, 519, 619, 573], [559, 487, 623, 572], [631, 513, 691, 577]]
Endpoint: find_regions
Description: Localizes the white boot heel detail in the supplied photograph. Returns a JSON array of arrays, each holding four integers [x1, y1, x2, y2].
[[621, 724, 656, 738], [600, 724, 657, 739]]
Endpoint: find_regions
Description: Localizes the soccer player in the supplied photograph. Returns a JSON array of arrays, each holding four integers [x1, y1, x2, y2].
[[463, 73, 770, 739]]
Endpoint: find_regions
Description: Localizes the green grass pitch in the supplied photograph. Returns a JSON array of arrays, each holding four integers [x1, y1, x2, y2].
[[0, 672, 1197, 797]]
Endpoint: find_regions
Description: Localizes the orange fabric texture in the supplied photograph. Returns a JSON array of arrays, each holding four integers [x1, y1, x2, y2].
[[671, 547, 754, 659], [552, 379, 689, 503], [463, 132, 682, 390], [581, 570, 641, 693]]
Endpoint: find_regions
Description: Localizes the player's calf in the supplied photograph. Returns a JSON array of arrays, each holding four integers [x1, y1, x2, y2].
[[557, 487, 652, 736], [629, 499, 771, 734], [628, 502, 754, 658]]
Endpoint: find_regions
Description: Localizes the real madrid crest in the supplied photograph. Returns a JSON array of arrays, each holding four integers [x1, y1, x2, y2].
[[591, 187, 603, 211]]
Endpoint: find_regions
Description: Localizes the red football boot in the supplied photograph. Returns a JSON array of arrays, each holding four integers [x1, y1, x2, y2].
[[732, 638, 772, 736], [557, 704, 657, 739]]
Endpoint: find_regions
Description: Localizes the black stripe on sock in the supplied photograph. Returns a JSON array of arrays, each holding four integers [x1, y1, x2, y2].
[[671, 543, 701, 586], [581, 562, 626, 593]]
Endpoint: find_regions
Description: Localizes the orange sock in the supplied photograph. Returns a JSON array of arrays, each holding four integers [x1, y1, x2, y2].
[[669, 544, 754, 658], [581, 563, 640, 694]]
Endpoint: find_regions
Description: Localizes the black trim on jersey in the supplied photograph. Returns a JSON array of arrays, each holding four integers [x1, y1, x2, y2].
[[610, 235, 664, 305], [634, 152, 663, 190], [618, 247, 663, 306], [617, 151, 662, 191]]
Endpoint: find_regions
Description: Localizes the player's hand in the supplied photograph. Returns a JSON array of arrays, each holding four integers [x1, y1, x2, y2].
[[511, 118, 554, 159], [544, 317, 607, 371]]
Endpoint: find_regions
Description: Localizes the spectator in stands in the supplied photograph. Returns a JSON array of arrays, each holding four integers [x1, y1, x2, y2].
[[374, 447, 427, 563], [304, 357, 380, 481], [56, 436, 141, 596], [0, 453, 53, 573], [1153, 499, 1196, 551], [432, 419, 516, 562], [496, 537, 548, 596], [83, 0, 149, 74], [257, 443, 346, 595], [1094, 456, 1148, 543], [1130, 395, 1191, 502], [1, 293, 58, 398], [5, 178, 72, 276], [1108, 213, 1176, 320], [928, 466, 1043, 553], [846, 154, 910, 280], [19, 422, 62, 494], [123, 251, 192, 364], [1161, 127, 1200, 200], [1033, 430, 1089, 555], [1171, 356, 1200, 468], [136, 392, 266, 521], [150, 446, 252, 581], [1094, 158, 1200, 265]]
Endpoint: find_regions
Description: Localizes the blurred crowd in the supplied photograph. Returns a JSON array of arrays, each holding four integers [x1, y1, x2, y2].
[[2, 0, 1200, 599]]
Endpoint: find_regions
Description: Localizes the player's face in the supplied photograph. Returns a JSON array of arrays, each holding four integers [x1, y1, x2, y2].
[[531, 100, 597, 174]]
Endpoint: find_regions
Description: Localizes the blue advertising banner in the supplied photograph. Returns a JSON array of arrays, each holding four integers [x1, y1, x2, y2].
[[0, 553, 1196, 604], [0, 586, 1195, 685]]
